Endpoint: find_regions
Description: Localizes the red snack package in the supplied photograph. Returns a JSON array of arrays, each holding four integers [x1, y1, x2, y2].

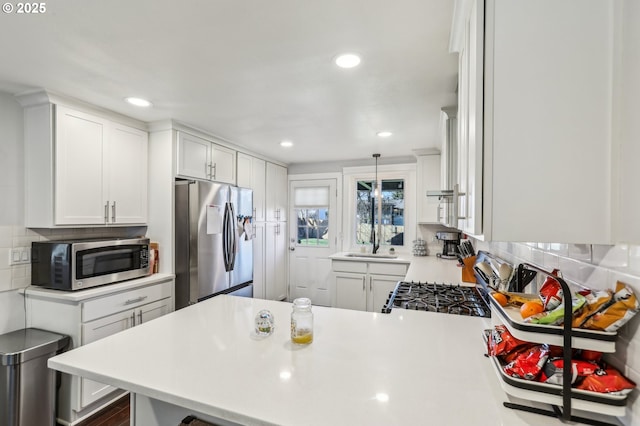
[[576, 367, 636, 394], [539, 271, 563, 311], [539, 358, 599, 385], [487, 325, 528, 357], [501, 343, 537, 364], [503, 345, 550, 380]]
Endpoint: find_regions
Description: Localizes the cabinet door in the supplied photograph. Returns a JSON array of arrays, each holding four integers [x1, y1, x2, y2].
[[106, 123, 148, 224], [236, 153, 266, 222], [55, 105, 107, 225], [252, 222, 266, 299], [210, 143, 236, 184], [416, 155, 441, 224], [80, 309, 133, 408], [334, 273, 367, 311], [463, 0, 484, 236], [176, 132, 210, 180], [368, 275, 401, 313], [266, 162, 287, 222], [138, 298, 171, 324], [265, 222, 287, 301]]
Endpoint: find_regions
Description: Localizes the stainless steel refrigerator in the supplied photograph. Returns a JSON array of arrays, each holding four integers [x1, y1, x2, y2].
[[175, 179, 253, 309]]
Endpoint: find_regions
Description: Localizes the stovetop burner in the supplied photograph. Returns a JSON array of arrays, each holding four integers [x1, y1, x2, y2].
[[382, 281, 491, 317]]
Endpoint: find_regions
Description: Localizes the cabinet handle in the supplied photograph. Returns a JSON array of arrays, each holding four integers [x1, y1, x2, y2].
[[131, 311, 136, 326], [111, 201, 116, 223], [369, 277, 372, 292], [104, 201, 109, 223], [138, 310, 143, 324], [124, 296, 148, 305], [212, 163, 217, 179], [454, 184, 467, 220], [362, 277, 365, 291]]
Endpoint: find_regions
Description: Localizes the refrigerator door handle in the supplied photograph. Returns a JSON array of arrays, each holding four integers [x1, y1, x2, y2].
[[222, 202, 231, 272], [228, 202, 237, 271]]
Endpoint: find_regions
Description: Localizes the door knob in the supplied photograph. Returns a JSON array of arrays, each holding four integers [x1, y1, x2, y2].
[[289, 247, 295, 251]]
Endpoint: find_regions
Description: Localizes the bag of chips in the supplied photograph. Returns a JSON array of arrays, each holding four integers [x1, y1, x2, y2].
[[503, 345, 550, 381], [487, 325, 529, 357], [526, 293, 586, 326], [581, 282, 639, 332], [575, 367, 636, 394], [539, 358, 599, 385], [572, 289, 613, 328]]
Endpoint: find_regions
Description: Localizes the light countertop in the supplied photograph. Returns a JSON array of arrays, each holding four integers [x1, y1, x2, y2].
[[49, 295, 572, 426], [20, 273, 175, 302]]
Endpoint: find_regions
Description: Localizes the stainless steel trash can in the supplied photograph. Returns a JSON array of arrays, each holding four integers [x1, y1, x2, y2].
[[0, 328, 70, 426]]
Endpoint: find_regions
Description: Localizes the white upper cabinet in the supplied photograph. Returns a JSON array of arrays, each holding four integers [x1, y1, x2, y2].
[[415, 153, 441, 224], [452, 0, 615, 243], [106, 122, 148, 224], [236, 152, 266, 222], [21, 98, 148, 227], [265, 162, 287, 222], [176, 131, 236, 184]]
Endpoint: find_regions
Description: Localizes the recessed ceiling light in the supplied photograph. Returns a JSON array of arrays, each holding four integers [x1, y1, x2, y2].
[[377, 131, 393, 138], [334, 53, 361, 69], [125, 97, 152, 107], [280, 140, 293, 148]]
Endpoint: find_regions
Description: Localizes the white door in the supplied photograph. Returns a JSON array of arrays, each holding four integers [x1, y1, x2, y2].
[[368, 275, 401, 313], [265, 222, 287, 301], [288, 179, 337, 306]]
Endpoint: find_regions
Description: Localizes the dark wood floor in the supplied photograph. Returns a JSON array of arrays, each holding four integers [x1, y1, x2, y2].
[[76, 395, 130, 426]]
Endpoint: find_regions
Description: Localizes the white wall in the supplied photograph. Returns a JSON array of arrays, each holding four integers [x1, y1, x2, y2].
[[0, 92, 27, 334]]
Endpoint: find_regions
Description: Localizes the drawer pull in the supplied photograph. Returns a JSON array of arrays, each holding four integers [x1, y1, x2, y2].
[[124, 296, 148, 305]]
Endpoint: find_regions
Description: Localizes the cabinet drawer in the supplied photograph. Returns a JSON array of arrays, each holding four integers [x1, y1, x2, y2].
[[82, 280, 172, 322], [332, 260, 367, 274], [369, 262, 408, 277]]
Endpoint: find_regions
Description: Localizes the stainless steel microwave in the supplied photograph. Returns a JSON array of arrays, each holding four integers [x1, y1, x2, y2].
[[31, 237, 150, 290]]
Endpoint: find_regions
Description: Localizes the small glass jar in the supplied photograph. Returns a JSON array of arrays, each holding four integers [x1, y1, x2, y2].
[[254, 309, 275, 336], [290, 298, 313, 345]]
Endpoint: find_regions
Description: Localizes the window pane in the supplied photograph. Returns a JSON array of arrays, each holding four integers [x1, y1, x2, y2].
[[356, 180, 374, 244], [296, 208, 329, 247], [355, 179, 404, 247], [381, 179, 404, 246]]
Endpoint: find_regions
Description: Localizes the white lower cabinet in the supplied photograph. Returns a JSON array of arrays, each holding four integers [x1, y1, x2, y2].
[[332, 260, 408, 312], [24, 276, 174, 425]]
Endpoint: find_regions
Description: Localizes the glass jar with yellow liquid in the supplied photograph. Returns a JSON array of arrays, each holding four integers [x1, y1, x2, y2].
[[291, 298, 313, 345]]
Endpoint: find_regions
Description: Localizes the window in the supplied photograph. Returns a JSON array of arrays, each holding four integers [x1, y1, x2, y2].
[[344, 163, 415, 251], [293, 186, 330, 247], [355, 179, 405, 246]]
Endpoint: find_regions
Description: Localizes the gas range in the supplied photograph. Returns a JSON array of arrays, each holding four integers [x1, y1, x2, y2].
[[382, 281, 491, 318]]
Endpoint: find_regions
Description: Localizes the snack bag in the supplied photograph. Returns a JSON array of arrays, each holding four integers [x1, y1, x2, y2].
[[526, 293, 586, 326], [540, 272, 563, 311], [572, 289, 613, 328], [487, 325, 529, 357], [581, 282, 639, 332], [503, 345, 550, 380], [539, 358, 599, 385], [576, 367, 636, 394]]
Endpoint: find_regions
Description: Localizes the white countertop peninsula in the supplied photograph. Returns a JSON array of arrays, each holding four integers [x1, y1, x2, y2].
[[48, 295, 575, 426]]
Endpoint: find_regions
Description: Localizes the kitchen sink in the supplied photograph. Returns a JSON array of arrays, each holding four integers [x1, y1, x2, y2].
[[344, 252, 398, 259]]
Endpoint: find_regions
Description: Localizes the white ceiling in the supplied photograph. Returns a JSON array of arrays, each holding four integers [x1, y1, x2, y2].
[[0, 0, 458, 165]]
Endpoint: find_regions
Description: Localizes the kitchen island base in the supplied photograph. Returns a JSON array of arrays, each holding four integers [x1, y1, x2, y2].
[[132, 394, 241, 426]]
